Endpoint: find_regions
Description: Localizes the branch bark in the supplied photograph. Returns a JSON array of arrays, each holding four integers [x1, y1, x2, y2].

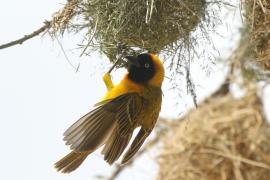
[[0, 21, 51, 50]]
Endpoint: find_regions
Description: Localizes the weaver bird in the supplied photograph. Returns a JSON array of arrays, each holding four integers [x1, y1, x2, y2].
[[55, 53, 164, 173]]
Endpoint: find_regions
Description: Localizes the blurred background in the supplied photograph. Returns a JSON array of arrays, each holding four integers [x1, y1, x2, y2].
[[0, 0, 269, 180]]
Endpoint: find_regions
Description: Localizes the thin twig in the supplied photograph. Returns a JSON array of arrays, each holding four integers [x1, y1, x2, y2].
[[258, 0, 266, 13], [55, 36, 80, 72], [0, 21, 51, 50], [79, 17, 99, 57], [251, 0, 256, 30]]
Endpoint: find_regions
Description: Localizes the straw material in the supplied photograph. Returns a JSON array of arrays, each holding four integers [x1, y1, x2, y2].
[[158, 91, 270, 180], [49, 0, 218, 63], [245, 0, 270, 71], [234, 0, 270, 82]]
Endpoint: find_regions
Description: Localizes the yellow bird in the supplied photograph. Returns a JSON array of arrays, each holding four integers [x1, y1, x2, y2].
[[55, 53, 164, 173]]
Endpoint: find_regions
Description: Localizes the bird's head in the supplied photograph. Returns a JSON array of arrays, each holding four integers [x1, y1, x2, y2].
[[125, 53, 164, 87]]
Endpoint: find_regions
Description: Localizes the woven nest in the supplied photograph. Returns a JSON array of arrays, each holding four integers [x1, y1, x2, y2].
[[158, 92, 270, 180], [234, 0, 270, 82], [50, 0, 219, 63], [245, 0, 270, 70]]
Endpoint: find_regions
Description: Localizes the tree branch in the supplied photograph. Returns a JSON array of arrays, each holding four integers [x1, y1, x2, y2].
[[0, 21, 51, 50]]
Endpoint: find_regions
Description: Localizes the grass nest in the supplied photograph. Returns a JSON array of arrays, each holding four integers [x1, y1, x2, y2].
[[233, 0, 270, 82], [50, 0, 220, 66], [245, 0, 270, 70], [84, 0, 207, 60], [157, 91, 270, 180]]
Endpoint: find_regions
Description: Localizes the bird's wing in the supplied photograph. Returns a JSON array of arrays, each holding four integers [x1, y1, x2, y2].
[[101, 128, 132, 164], [63, 93, 142, 152], [116, 93, 142, 136], [121, 128, 151, 164]]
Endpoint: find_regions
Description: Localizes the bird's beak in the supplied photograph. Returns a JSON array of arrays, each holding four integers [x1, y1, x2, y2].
[[125, 56, 140, 67]]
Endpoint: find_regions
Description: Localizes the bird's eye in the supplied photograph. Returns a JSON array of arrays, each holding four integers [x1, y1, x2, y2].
[[144, 63, 150, 68]]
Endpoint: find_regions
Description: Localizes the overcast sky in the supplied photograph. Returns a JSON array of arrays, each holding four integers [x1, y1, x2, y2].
[[1, 1, 269, 180]]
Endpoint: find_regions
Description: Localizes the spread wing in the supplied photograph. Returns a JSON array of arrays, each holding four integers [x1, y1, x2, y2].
[[63, 92, 143, 152], [121, 128, 151, 164]]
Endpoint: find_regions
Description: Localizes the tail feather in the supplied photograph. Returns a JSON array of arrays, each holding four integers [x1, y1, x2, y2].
[[54, 151, 89, 173]]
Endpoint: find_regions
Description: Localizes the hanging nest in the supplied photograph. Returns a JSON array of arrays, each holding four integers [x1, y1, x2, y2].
[[50, 0, 220, 63], [157, 91, 270, 180], [233, 0, 270, 82]]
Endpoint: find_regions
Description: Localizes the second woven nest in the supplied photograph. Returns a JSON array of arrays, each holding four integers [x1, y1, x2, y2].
[[158, 92, 270, 180]]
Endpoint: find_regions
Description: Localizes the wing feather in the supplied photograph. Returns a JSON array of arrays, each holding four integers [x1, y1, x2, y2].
[[62, 93, 142, 152], [102, 128, 132, 164], [117, 96, 142, 136], [121, 128, 150, 164]]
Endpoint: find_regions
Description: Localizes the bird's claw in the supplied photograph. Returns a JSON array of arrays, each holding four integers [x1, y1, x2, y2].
[[103, 72, 114, 91]]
